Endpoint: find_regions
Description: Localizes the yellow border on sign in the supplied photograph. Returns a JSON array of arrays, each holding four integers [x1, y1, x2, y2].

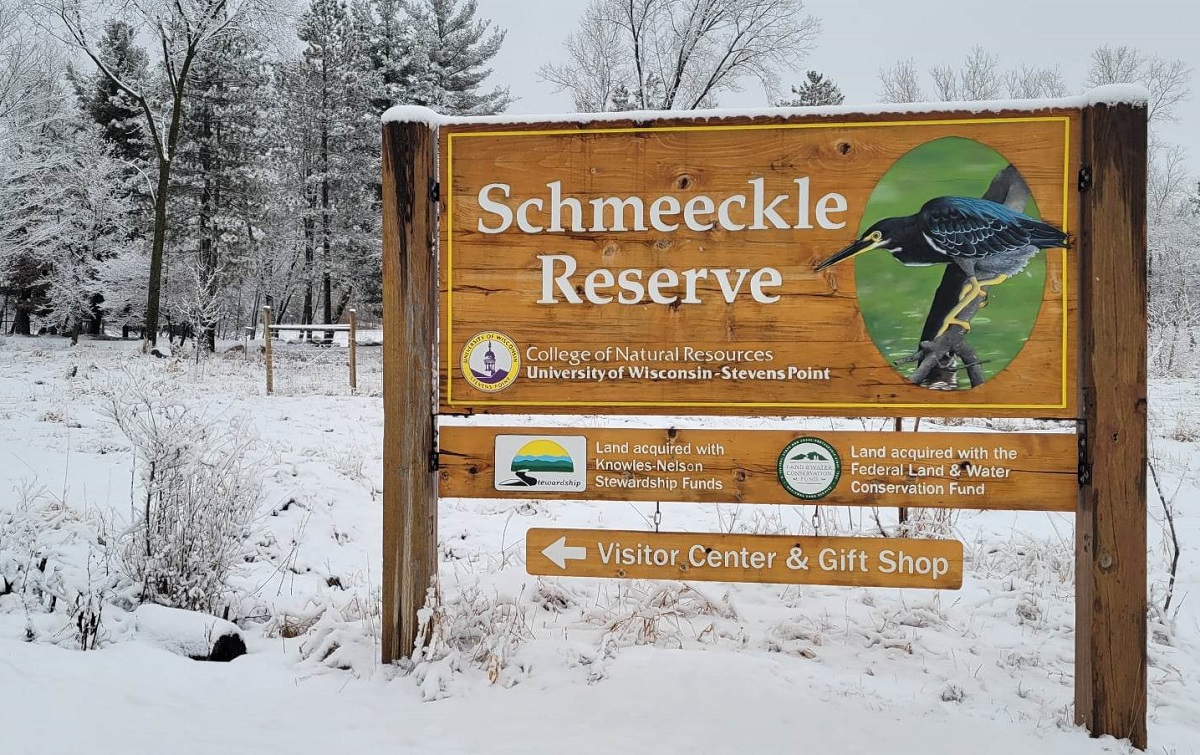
[[444, 116, 1073, 412]]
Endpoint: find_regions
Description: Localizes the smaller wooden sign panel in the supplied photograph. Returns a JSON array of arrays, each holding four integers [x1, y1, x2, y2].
[[526, 528, 963, 588], [438, 426, 1077, 511]]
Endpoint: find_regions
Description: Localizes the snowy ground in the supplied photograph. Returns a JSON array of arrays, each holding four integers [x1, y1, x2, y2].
[[0, 334, 1197, 754]]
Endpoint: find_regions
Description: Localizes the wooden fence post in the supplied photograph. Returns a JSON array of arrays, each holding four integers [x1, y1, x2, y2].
[[263, 306, 273, 396], [380, 113, 439, 663], [348, 309, 358, 392], [1075, 100, 1148, 749]]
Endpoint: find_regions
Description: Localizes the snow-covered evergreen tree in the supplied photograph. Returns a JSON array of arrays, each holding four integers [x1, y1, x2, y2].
[[70, 21, 151, 168], [359, 0, 420, 113], [402, 0, 511, 115], [171, 26, 276, 349], [779, 70, 845, 107], [288, 0, 380, 330]]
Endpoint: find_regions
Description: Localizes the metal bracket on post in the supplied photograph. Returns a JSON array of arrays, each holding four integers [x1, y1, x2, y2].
[[1078, 166, 1093, 193], [1077, 419, 1091, 487]]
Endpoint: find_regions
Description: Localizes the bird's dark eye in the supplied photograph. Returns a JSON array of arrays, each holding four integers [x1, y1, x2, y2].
[[867, 231, 883, 243]]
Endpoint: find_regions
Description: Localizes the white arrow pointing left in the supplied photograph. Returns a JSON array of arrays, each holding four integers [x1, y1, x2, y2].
[[542, 536, 587, 569]]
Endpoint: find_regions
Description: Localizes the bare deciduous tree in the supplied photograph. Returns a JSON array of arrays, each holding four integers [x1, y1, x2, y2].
[[931, 47, 1001, 101], [1003, 65, 1067, 99], [881, 47, 1064, 104], [1086, 44, 1192, 126], [0, 4, 59, 120], [540, 0, 821, 112], [877, 58, 924, 104]]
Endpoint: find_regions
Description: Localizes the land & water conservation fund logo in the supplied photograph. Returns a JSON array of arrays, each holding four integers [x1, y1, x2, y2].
[[494, 435, 587, 492], [461, 331, 520, 392], [778, 436, 841, 499]]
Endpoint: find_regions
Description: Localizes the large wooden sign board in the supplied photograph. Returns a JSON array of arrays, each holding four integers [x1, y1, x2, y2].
[[439, 426, 1077, 511], [381, 94, 1148, 747], [439, 114, 1079, 417]]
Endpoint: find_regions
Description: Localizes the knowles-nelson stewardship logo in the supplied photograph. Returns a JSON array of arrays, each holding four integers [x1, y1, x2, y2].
[[494, 435, 587, 492], [777, 436, 841, 500], [461, 331, 520, 393]]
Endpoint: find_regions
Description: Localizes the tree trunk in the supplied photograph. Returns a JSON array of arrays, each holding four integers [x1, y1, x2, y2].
[[199, 119, 216, 353], [332, 287, 353, 324], [87, 294, 104, 336], [12, 306, 31, 336], [321, 104, 333, 344], [142, 43, 198, 352], [302, 169, 315, 341], [144, 155, 172, 349]]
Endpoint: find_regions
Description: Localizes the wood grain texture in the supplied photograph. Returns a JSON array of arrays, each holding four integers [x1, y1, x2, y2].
[[526, 528, 963, 588], [439, 426, 1078, 511], [1075, 104, 1148, 748], [439, 110, 1081, 418], [381, 120, 439, 664]]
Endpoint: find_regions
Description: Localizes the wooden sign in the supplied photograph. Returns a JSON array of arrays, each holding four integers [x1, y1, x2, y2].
[[526, 528, 963, 589], [438, 426, 1077, 512], [440, 112, 1080, 418], [384, 96, 1148, 749]]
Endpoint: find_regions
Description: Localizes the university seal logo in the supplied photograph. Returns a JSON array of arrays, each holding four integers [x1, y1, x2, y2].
[[461, 331, 520, 393]]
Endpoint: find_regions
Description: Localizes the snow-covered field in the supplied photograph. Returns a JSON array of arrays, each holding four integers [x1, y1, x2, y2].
[[1, 334, 1197, 754]]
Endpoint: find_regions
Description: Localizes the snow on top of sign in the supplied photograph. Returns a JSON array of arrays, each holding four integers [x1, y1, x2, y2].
[[381, 86, 1150, 127], [379, 104, 444, 126], [1081, 83, 1151, 107]]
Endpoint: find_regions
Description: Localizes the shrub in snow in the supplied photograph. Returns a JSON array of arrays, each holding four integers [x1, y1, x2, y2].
[[414, 584, 534, 695], [104, 378, 262, 614], [0, 481, 128, 649]]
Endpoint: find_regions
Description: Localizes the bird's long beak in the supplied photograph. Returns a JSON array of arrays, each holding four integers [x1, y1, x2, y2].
[[814, 236, 885, 272]]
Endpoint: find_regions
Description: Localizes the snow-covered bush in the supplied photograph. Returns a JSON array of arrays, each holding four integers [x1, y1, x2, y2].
[[104, 377, 262, 614], [415, 583, 534, 695], [0, 480, 125, 649]]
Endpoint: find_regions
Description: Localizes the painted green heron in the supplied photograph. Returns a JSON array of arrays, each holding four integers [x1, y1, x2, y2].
[[816, 196, 1069, 336]]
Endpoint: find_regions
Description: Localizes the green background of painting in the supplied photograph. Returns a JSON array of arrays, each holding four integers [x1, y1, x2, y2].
[[853, 137, 1047, 388]]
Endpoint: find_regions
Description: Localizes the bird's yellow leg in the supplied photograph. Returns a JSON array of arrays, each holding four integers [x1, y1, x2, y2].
[[934, 274, 1010, 337]]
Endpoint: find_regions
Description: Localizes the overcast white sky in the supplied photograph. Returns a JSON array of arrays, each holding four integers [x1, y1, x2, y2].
[[477, 0, 1199, 169]]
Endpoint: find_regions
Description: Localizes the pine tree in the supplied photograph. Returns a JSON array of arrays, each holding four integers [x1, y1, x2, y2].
[[71, 21, 151, 167], [172, 26, 275, 349], [289, 0, 380, 333], [779, 70, 845, 107], [68, 19, 153, 334], [360, 0, 419, 112], [403, 0, 511, 115]]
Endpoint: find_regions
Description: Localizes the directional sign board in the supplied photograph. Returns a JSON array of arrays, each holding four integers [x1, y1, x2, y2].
[[526, 528, 964, 589], [440, 113, 1079, 417], [438, 426, 1077, 511]]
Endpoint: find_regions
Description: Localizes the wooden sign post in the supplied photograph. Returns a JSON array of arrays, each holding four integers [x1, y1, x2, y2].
[[1075, 101, 1148, 748], [381, 113, 439, 663], [381, 93, 1148, 748]]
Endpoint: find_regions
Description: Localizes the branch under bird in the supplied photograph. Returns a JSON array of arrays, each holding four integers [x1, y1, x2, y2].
[[815, 196, 1070, 336]]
